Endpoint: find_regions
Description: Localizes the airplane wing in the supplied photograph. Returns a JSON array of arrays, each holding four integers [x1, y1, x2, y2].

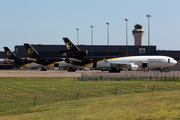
[[25, 58, 37, 62], [4, 59, 14, 63], [65, 58, 88, 70], [103, 58, 139, 70], [109, 62, 128, 67], [68, 58, 82, 62], [103, 58, 127, 67]]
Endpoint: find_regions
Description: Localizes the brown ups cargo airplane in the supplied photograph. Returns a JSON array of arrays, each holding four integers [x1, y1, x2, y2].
[[24, 44, 69, 71]]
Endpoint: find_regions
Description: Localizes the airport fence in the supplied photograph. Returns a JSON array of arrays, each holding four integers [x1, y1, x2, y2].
[[79, 71, 180, 81], [1, 79, 180, 106], [1, 72, 180, 108], [1, 79, 180, 107]]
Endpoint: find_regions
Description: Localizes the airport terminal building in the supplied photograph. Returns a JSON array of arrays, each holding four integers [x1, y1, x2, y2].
[[13, 44, 180, 60], [13, 44, 157, 58]]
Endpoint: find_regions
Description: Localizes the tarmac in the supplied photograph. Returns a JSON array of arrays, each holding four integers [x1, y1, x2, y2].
[[0, 70, 97, 77], [0, 70, 179, 78]]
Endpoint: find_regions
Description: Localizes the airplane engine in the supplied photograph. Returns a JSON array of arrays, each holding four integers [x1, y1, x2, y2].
[[126, 64, 138, 71], [61, 50, 88, 57], [54, 62, 68, 68]]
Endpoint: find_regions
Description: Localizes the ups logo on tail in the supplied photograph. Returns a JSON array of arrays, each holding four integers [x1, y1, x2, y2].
[[7, 51, 12, 57], [28, 48, 34, 56], [66, 42, 73, 50]]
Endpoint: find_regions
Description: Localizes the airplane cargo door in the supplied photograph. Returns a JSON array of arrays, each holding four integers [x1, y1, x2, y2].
[[54, 63, 59, 70], [142, 63, 148, 67], [93, 61, 97, 68], [54, 63, 59, 67]]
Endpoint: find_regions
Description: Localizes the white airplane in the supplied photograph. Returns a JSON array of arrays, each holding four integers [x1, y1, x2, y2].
[[61, 38, 177, 72], [68, 55, 177, 73], [99, 56, 177, 72]]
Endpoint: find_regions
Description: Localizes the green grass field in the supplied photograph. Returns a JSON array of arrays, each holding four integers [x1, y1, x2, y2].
[[0, 77, 180, 120]]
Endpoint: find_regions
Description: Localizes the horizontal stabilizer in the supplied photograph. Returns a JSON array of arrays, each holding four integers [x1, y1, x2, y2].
[[25, 58, 37, 62]]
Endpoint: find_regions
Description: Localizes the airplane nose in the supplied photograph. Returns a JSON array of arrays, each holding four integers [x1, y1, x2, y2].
[[174, 60, 177, 64], [172, 60, 177, 65]]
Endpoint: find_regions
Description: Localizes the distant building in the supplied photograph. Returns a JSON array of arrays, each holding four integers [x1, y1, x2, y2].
[[132, 24, 144, 46], [12, 44, 156, 58]]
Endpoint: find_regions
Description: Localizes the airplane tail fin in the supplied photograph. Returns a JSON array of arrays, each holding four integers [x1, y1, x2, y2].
[[61, 38, 88, 57], [63, 38, 80, 51], [3, 47, 19, 59], [24, 43, 42, 58]]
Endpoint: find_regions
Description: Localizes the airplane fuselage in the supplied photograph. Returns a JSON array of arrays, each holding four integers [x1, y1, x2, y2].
[[32, 58, 69, 69], [22, 62, 43, 69], [69, 56, 177, 70]]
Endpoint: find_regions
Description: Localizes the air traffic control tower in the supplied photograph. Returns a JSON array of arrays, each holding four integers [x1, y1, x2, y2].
[[132, 24, 144, 46]]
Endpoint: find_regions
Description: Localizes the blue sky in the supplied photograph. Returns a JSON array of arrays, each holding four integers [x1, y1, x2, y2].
[[0, 0, 180, 51]]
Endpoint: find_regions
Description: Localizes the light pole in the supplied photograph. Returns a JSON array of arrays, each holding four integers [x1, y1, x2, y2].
[[76, 28, 79, 45], [146, 14, 151, 55], [124, 19, 128, 56], [106, 22, 109, 56], [90, 25, 93, 56]]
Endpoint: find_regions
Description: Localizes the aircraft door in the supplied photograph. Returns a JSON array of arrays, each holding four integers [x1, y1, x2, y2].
[[54, 63, 59, 67], [142, 63, 148, 67], [93, 61, 97, 68], [168, 59, 170, 63]]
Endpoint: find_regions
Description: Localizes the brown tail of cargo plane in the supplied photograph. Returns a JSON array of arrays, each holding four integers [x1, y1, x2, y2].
[[24, 43, 42, 58], [60, 38, 88, 57], [3, 47, 19, 60], [63, 38, 80, 51]]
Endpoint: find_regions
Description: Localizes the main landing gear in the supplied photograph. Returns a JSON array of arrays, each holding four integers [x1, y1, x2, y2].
[[109, 68, 121, 73], [160, 67, 170, 72], [68, 67, 76, 72], [41, 67, 47, 71]]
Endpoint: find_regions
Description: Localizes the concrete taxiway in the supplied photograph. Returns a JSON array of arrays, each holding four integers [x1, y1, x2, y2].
[[0, 70, 82, 77], [0, 70, 179, 78]]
